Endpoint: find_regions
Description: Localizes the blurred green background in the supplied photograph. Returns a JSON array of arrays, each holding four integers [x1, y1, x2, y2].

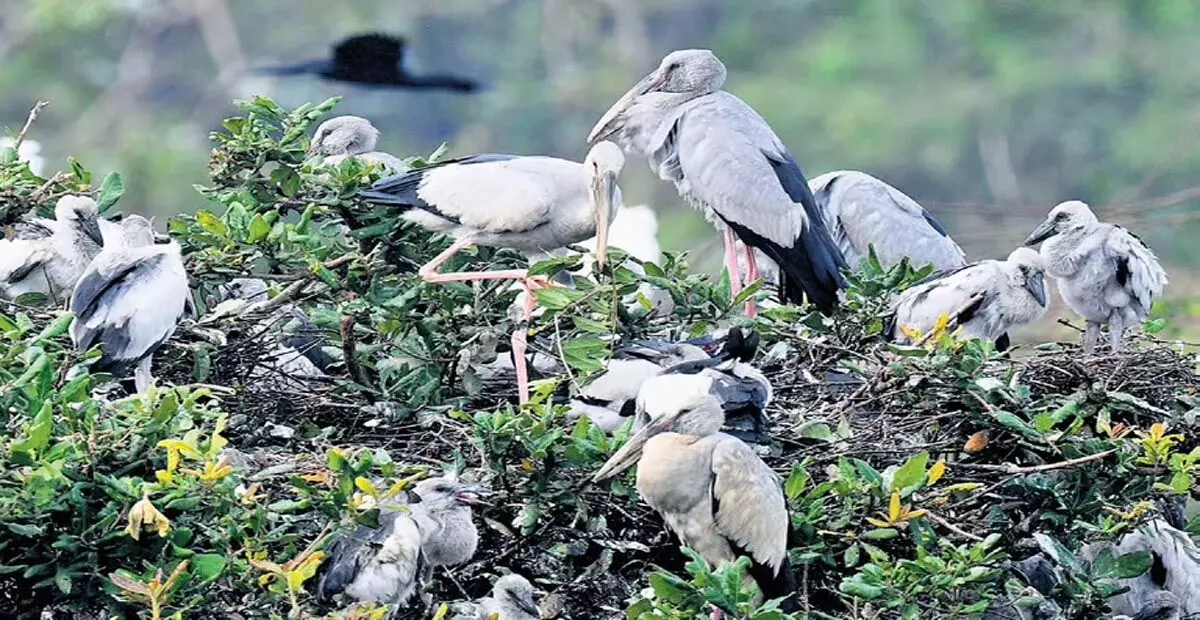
[[3, 0, 1198, 340]]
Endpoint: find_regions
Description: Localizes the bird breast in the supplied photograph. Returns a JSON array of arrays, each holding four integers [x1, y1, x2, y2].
[[417, 506, 478, 566]]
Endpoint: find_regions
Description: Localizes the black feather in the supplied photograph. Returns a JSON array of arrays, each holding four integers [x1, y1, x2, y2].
[[7, 258, 45, 284], [1115, 256, 1130, 286], [921, 209, 952, 237], [618, 398, 638, 418], [726, 150, 845, 314], [994, 332, 1011, 352], [330, 34, 406, 84]]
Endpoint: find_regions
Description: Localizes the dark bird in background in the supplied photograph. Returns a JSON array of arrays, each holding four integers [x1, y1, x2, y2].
[[256, 33, 478, 92]]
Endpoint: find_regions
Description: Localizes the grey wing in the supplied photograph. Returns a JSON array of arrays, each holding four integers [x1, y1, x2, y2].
[[710, 436, 788, 573], [69, 254, 158, 351], [890, 262, 1000, 340], [1107, 227, 1168, 311], [809, 170, 966, 270], [317, 511, 402, 600], [0, 239, 51, 284]]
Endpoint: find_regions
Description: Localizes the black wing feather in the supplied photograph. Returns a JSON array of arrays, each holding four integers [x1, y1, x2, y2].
[[360, 154, 520, 223], [922, 209, 952, 237], [1115, 256, 1130, 286], [330, 33, 406, 83]]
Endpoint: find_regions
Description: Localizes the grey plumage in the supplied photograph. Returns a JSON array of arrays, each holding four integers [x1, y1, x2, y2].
[[588, 49, 845, 313], [592, 372, 794, 610], [889, 247, 1047, 349], [218, 277, 337, 377], [476, 574, 540, 620], [809, 170, 966, 271], [317, 477, 486, 608], [0, 196, 105, 301], [1078, 520, 1200, 619], [310, 115, 406, 172], [69, 216, 191, 392], [1025, 201, 1167, 354]]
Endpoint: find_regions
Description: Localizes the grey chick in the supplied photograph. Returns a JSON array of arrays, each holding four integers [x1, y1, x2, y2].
[[1, 195, 104, 301], [310, 116, 406, 173], [317, 477, 487, 608], [477, 574, 540, 620]]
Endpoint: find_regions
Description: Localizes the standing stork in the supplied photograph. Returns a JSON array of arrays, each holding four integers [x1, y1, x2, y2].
[[360, 142, 625, 403], [592, 372, 795, 614], [588, 49, 846, 316]]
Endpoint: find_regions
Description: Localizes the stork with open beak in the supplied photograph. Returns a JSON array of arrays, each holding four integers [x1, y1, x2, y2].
[[593, 372, 795, 613], [360, 142, 624, 403]]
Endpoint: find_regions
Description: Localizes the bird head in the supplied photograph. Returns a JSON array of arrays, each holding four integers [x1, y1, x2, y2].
[[593, 373, 724, 482], [55, 195, 104, 247], [219, 277, 270, 303], [413, 476, 489, 508], [119, 215, 157, 249], [1024, 200, 1098, 246], [309, 115, 380, 157], [493, 573, 540, 617], [1006, 247, 1047, 307], [588, 49, 726, 144], [583, 141, 625, 269]]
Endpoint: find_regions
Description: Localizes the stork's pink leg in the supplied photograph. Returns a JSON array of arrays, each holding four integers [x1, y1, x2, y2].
[[420, 234, 549, 404], [743, 243, 759, 318], [721, 226, 743, 298], [709, 605, 723, 620]]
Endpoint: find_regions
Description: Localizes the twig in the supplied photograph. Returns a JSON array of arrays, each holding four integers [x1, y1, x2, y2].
[[1055, 318, 1084, 333], [924, 511, 984, 542], [28, 171, 67, 201], [339, 315, 375, 398], [960, 448, 1119, 475], [244, 279, 310, 316], [12, 101, 48, 150]]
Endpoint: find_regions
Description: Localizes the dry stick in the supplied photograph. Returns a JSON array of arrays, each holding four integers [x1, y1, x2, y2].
[[912, 294, 983, 347], [924, 510, 984, 542], [964, 448, 1119, 475], [28, 171, 67, 201], [339, 315, 375, 399], [12, 101, 48, 150]]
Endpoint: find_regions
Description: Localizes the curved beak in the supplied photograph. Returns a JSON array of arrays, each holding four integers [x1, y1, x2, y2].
[[81, 215, 104, 247], [1026, 270, 1047, 307], [588, 68, 667, 144], [453, 483, 490, 505], [592, 419, 665, 482], [1024, 219, 1057, 246], [509, 590, 540, 617], [591, 170, 617, 269]]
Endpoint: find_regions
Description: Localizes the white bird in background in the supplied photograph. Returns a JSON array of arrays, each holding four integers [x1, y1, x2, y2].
[[1025, 200, 1168, 354], [317, 477, 487, 608], [309, 115, 406, 172], [474, 573, 541, 620], [0, 195, 105, 302], [69, 216, 192, 392], [589, 48, 846, 317], [0, 137, 46, 176], [361, 141, 625, 404], [888, 247, 1047, 351], [593, 372, 795, 613], [1078, 519, 1200, 618]]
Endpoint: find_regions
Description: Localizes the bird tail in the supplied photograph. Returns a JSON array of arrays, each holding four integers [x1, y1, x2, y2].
[[252, 60, 329, 76], [724, 219, 844, 315], [751, 554, 799, 613]]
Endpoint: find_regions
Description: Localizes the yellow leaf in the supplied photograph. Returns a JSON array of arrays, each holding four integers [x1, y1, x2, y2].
[[431, 603, 450, 620], [943, 482, 983, 493], [964, 431, 989, 453], [294, 551, 325, 580], [210, 414, 229, 454], [521, 458, 535, 472], [125, 494, 170, 541], [865, 517, 891, 528], [931, 313, 950, 335], [155, 469, 173, 485], [928, 496, 948, 506], [1149, 422, 1165, 440], [905, 509, 927, 520], [354, 477, 378, 496], [898, 324, 922, 340], [248, 558, 283, 574], [300, 471, 332, 485], [888, 491, 901, 522], [286, 569, 305, 593], [157, 439, 201, 460], [257, 573, 275, 587], [927, 459, 946, 485], [239, 483, 263, 506]]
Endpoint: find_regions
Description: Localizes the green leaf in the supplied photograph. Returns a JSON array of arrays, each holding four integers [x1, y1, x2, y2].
[[993, 411, 1039, 437], [863, 528, 900, 540], [560, 336, 608, 374], [1092, 548, 1151, 580], [891, 451, 929, 494], [10, 401, 53, 456], [247, 214, 271, 243], [95, 172, 125, 213], [839, 574, 883, 599], [532, 287, 583, 310], [54, 569, 72, 595], [191, 553, 227, 582], [784, 464, 809, 500], [196, 211, 228, 237], [6, 523, 45, 537]]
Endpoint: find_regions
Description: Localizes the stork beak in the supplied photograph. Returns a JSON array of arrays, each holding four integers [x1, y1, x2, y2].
[[1024, 219, 1057, 246], [1026, 270, 1047, 307], [588, 68, 667, 144], [509, 590, 540, 617], [592, 420, 664, 482], [81, 215, 104, 247], [591, 170, 617, 270], [452, 483, 490, 505]]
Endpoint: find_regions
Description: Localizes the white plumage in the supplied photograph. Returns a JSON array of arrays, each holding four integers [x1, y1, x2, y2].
[[1, 196, 105, 301], [310, 115, 406, 172], [1025, 201, 1168, 353], [0, 137, 45, 176], [69, 216, 191, 392], [889, 247, 1048, 350]]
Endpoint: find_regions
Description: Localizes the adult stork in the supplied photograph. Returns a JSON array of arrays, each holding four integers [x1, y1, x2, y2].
[[360, 142, 625, 403], [592, 372, 795, 614], [588, 49, 846, 316], [1025, 201, 1167, 354], [809, 170, 966, 271], [69, 216, 192, 392], [309, 115, 406, 172], [256, 33, 478, 92]]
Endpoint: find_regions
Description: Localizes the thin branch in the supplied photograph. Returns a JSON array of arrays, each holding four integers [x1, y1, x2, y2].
[[339, 315, 375, 398], [960, 448, 1119, 475], [12, 101, 48, 149], [913, 294, 983, 347], [924, 511, 985, 542]]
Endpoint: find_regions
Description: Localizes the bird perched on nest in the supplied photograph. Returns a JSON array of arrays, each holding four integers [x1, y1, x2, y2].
[[1078, 519, 1200, 618], [317, 477, 487, 609], [1, 195, 105, 302], [887, 247, 1048, 351], [69, 216, 192, 392], [256, 33, 478, 92], [593, 372, 795, 614], [309, 116, 406, 172], [449, 573, 541, 620], [218, 277, 338, 377], [1024, 201, 1168, 354]]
